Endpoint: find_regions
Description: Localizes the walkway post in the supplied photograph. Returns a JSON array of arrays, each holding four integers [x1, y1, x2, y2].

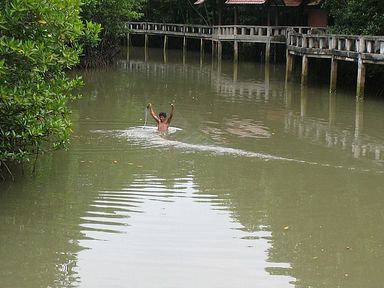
[[233, 25, 238, 63], [330, 57, 338, 93], [163, 35, 168, 63], [144, 34, 148, 62], [301, 55, 309, 84], [329, 36, 338, 93], [163, 35, 168, 53], [356, 37, 366, 98], [265, 27, 271, 63], [234, 40, 239, 63], [301, 35, 308, 84], [285, 30, 294, 82]]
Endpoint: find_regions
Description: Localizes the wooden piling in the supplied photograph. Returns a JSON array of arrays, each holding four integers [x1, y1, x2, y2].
[[356, 37, 366, 98], [356, 57, 366, 98], [329, 57, 338, 93]]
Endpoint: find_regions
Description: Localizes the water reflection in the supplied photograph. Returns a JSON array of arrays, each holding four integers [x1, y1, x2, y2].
[[77, 170, 295, 288]]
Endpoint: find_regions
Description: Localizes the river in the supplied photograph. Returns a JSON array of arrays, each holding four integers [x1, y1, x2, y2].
[[1, 47, 384, 288]]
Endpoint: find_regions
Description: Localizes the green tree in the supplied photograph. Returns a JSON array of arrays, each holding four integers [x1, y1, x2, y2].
[[0, 0, 100, 175], [81, 0, 145, 66], [323, 0, 384, 35]]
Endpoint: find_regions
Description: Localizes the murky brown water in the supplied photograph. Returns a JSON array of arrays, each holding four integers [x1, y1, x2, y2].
[[1, 47, 384, 288]]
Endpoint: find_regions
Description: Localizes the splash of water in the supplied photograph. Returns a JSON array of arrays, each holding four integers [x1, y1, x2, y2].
[[92, 126, 384, 174]]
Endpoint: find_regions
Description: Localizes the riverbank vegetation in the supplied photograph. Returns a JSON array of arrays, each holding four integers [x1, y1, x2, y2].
[[0, 0, 100, 177], [81, 0, 145, 67]]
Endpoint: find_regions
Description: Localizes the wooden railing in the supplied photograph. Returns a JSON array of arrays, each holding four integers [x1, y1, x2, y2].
[[126, 22, 384, 65], [126, 22, 212, 39], [126, 22, 326, 43], [287, 29, 384, 63]]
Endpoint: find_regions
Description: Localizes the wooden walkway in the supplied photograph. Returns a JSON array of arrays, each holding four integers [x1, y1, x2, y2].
[[126, 22, 384, 97]]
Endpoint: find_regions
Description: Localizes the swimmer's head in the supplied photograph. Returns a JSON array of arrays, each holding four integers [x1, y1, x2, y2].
[[159, 112, 167, 122]]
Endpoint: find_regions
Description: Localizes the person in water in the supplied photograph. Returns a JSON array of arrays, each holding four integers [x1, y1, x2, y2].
[[147, 103, 174, 132]]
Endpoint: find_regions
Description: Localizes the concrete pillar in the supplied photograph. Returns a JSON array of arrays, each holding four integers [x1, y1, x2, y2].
[[301, 55, 308, 85], [234, 40, 239, 63], [329, 57, 338, 93]]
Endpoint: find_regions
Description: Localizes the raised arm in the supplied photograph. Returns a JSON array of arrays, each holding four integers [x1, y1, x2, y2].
[[167, 103, 175, 124], [147, 103, 159, 123]]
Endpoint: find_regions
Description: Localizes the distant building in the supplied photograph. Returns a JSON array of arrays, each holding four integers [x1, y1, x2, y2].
[[195, 0, 327, 27]]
